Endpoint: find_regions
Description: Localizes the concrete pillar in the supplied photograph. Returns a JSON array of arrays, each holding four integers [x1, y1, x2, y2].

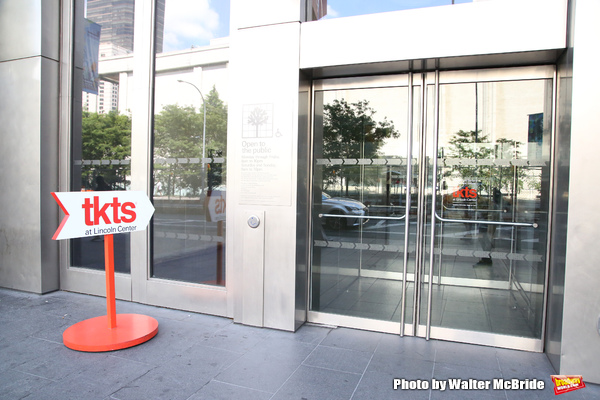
[[0, 0, 61, 293]]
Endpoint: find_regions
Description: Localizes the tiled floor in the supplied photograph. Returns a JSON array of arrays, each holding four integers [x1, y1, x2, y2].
[[1, 288, 598, 400]]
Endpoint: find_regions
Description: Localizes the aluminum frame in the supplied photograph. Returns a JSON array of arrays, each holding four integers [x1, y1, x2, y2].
[[308, 65, 556, 352]]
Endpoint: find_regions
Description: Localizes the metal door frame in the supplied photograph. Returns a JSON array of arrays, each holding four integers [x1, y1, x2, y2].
[[307, 65, 556, 352], [59, 0, 231, 317]]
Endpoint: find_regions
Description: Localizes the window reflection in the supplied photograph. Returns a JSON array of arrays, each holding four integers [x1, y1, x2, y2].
[[427, 79, 553, 338], [151, 0, 229, 286], [324, 0, 472, 20], [70, 0, 135, 273]]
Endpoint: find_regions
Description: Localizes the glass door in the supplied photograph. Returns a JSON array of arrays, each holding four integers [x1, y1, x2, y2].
[[133, 0, 230, 316], [309, 74, 421, 334], [309, 66, 554, 351], [420, 67, 554, 351]]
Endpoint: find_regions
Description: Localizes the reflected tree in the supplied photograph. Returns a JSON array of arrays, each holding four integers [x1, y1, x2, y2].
[[81, 111, 131, 189], [322, 99, 399, 196], [153, 86, 227, 197], [443, 129, 525, 196]]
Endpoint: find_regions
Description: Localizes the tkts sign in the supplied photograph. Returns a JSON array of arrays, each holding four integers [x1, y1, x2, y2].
[[452, 184, 478, 204], [52, 191, 155, 240]]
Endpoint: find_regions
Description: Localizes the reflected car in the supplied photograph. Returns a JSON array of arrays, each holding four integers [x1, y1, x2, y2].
[[320, 192, 368, 230]]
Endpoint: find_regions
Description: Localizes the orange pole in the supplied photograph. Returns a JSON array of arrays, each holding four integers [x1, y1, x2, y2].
[[104, 234, 117, 329]]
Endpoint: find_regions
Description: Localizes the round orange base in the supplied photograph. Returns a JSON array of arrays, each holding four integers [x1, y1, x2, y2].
[[63, 314, 159, 352]]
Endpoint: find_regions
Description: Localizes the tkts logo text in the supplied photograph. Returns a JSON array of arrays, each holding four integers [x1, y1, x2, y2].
[[453, 187, 477, 199], [82, 196, 136, 225], [52, 191, 154, 240]]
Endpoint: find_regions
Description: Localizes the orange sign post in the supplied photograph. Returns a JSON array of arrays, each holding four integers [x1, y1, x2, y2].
[[53, 191, 158, 352]]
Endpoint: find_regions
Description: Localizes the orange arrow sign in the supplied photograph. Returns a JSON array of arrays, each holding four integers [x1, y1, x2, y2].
[[52, 191, 155, 240]]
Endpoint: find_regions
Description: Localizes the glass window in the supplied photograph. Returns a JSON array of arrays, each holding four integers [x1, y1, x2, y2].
[[70, 0, 134, 273], [324, 0, 472, 20], [151, 0, 229, 286]]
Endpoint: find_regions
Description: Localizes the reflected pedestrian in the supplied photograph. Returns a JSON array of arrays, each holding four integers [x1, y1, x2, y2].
[[474, 187, 503, 267], [95, 175, 111, 191]]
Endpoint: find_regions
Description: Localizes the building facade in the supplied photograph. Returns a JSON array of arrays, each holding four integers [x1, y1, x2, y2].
[[1, 0, 599, 383]]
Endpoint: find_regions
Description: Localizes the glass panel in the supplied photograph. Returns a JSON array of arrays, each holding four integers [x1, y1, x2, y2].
[[324, 0, 472, 20], [151, 0, 229, 286], [423, 79, 552, 338], [160, 0, 230, 52], [311, 84, 418, 323], [70, 0, 134, 273]]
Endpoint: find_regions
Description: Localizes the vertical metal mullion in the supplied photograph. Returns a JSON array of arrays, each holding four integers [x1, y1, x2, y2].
[[400, 72, 414, 336], [540, 68, 558, 347], [413, 73, 428, 336], [426, 70, 440, 340], [130, 0, 157, 303]]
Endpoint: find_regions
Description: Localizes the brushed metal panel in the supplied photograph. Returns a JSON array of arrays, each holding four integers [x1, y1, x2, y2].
[[129, 0, 156, 305], [0, 57, 43, 292], [560, 0, 600, 384], [0, 0, 41, 62], [0, 0, 59, 62], [40, 56, 60, 293], [228, 22, 302, 331], [295, 72, 311, 329], [144, 279, 227, 316], [545, 25, 574, 378], [41, 0, 60, 61], [242, 211, 265, 327], [301, 0, 567, 69]]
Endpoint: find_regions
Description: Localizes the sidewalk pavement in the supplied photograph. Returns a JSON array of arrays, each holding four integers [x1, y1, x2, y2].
[[1, 288, 598, 400]]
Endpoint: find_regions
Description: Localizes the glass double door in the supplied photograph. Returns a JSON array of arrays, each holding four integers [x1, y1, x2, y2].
[[309, 67, 553, 351]]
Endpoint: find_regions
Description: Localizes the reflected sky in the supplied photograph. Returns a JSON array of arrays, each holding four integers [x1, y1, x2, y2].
[[325, 0, 472, 19], [162, 1, 475, 51], [163, 0, 230, 51]]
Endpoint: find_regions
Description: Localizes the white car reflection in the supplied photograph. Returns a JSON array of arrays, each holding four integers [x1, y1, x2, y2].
[[320, 192, 368, 230]]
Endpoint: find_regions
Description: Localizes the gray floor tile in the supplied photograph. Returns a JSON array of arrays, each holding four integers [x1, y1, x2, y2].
[[215, 337, 315, 393], [271, 365, 361, 400], [376, 334, 437, 361], [352, 369, 431, 400], [187, 380, 273, 400], [14, 342, 110, 381], [303, 345, 372, 374], [432, 362, 506, 399], [434, 340, 500, 370], [199, 322, 272, 353], [320, 327, 383, 353], [0, 369, 53, 400], [67, 354, 155, 393], [265, 323, 332, 345], [20, 379, 118, 400], [368, 350, 435, 379], [495, 348, 555, 377], [1, 288, 599, 400], [111, 343, 240, 400]]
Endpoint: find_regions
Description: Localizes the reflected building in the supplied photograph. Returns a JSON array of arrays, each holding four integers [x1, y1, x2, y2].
[[86, 0, 166, 53]]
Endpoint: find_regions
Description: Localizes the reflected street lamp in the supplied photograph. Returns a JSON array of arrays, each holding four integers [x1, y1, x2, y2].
[[177, 79, 207, 193]]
